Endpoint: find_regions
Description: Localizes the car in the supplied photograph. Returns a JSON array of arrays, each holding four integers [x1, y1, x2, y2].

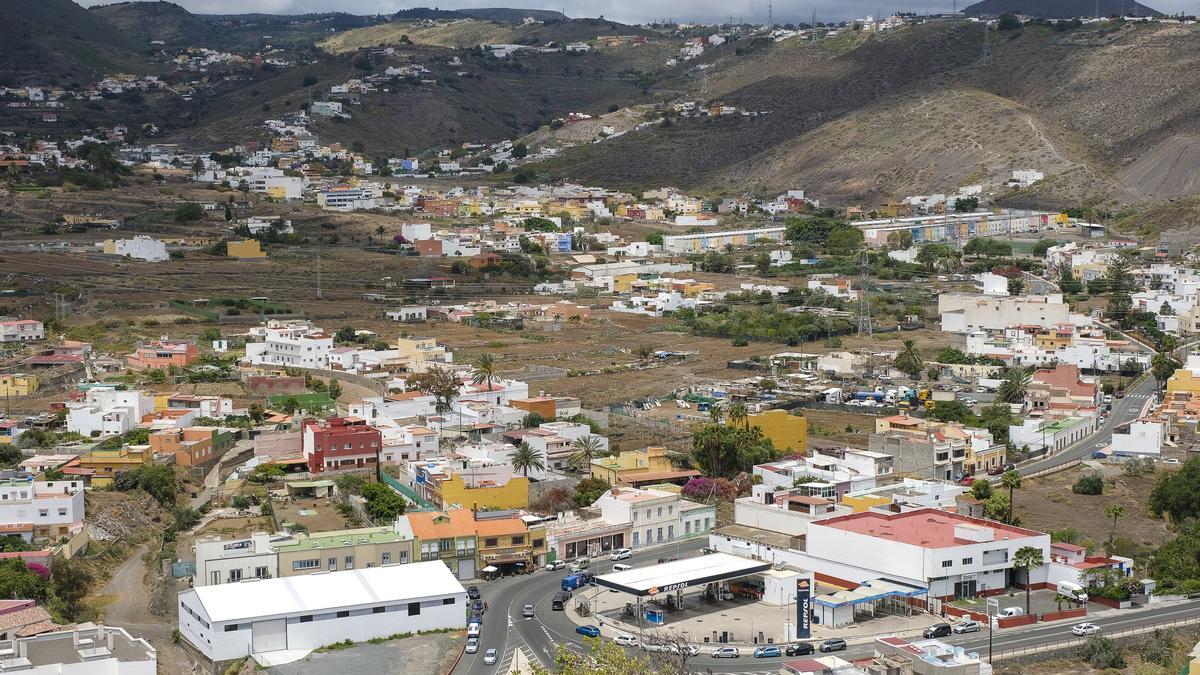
[[470, 613, 483, 626], [483, 648, 498, 665], [711, 647, 740, 658], [466, 638, 479, 654], [753, 646, 781, 658], [472, 600, 484, 613], [545, 560, 566, 571], [923, 623, 952, 639], [1072, 622, 1100, 636], [612, 563, 633, 572], [819, 639, 847, 653], [1115, 391, 1125, 398], [610, 548, 632, 560], [675, 644, 701, 656], [953, 620, 982, 634], [467, 623, 480, 638], [1163, 458, 1182, 465], [1091, 451, 1109, 459], [615, 634, 639, 647], [951, 386, 963, 393], [576, 625, 601, 638], [1003, 463, 1016, 472], [522, 604, 534, 618], [958, 475, 975, 486], [467, 586, 481, 600], [996, 607, 1024, 618], [987, 465, 1004, 475], [1103, 394, 1113, 404], [785, 643, 815, 656]]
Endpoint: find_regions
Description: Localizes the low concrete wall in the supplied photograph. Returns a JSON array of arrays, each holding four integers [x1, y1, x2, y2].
[[1041, 608, 1086, 623], [945, 605, 988, 623], [997, 615, 1037, 629]]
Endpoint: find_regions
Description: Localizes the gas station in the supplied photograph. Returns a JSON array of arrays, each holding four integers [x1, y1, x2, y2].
[[587, 553, 818, 645]]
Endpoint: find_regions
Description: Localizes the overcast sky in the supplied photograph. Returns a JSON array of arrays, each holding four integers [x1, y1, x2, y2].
[[78, 0, 1185, 24]]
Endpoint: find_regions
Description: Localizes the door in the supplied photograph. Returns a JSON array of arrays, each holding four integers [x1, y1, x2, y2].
[[458, 558, 476, 580], [953, 579, 977, 599], [251, 619, 287, 653]]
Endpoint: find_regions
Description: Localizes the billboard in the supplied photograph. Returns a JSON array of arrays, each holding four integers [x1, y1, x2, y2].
[[796, 578, 812, 640]]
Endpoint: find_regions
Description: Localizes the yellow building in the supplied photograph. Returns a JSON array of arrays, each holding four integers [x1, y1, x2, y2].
[[840, 493, 892, 513], [264, 185, 290, 200], [395, 336, 451, 372], [76, 447, 153, 487], [746, 409, 808, 453], [227, 240, 266, 259], [1167, 367, 1200, 397], [0, 374, 37, 397], [612, 273, 638, 294], [439, 474, 530, 511], [589, 446, 693, 486]]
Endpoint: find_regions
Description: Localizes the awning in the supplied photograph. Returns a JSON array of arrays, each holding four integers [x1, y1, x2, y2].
[[482, 566, 499, 573]]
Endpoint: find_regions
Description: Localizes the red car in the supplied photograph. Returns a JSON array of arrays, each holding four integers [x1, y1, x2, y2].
[[987, 465, 1004, 476], [959, 475, 975, 486]]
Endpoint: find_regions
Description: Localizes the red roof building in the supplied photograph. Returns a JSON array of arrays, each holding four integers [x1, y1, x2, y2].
[[301, 417, 382, 474]]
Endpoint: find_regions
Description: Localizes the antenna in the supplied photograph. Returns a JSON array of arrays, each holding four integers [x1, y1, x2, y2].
[[768, 0, 773, 28], [857, 249, 873, 336]]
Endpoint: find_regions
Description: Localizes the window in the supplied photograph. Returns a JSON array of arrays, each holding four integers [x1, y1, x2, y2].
[[37, 509, 47, 518], [646, 509, 651, 520], [512, 536, 525, 545], [373, 606, 386, 614], [685, 521, 691, 534], [224, 624, 239, 632], [299, 615, 313, 623], [337, 611, 350, 618], [941, 560, 953, 568], [254, 567, 269, 579], [328, 557, 337, 571], [408, 602, 421, 616], [293, 559, 320, 571], [667, 525, 674, 540], [962, 557, 973, 565], [656, 527, 663, 542], [439, 538, 454, 552], [229, 569, 242, 582], [704, 517, 711, 530], [484, 538, 499, 547], [443, 597, 455, 605], [382, 552, 391, 565], [657, 507, 662, 517], [632, 511, 638, 522], [632, 532, 639, 546], [532, 539, 543, 548], [345, 556, 354, 570], [668, 505, 673, 515]]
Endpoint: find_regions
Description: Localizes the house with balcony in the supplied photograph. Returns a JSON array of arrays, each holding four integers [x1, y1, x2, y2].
[[126, 338, 199, 370], [70, 446, 152, 487], [394, 337, 453, 373], [589, 446, 698, 487], [409, 457, 530, 510], [244, 322, 334, 369], [592, 486, 713, 550], [1027, 364, 1098, 415], [475, 510, 547, 575], [65, 387, 154, 437], [406, 509, 480, 579], [301, 417, 382, 475], [0, 320, 44, 343], [0, 478, 85, 541]]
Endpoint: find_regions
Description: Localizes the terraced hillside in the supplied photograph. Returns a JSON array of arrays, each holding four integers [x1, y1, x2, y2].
[[319, 17, 651, 52]]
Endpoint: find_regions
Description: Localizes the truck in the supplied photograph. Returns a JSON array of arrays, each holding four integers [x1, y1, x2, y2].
[[1056, 581, 1089, 604], [562, 574, 588, 591], [853, 391, 885, 402]]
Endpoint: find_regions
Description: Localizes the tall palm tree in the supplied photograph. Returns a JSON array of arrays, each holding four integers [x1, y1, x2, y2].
[[1151, 352, 1180, 389], [1001, 470, 1022, 524], [1013, 545, 1044, 615], [508, 442, 545, 478], [996, 369, 1032, 404], [894, 340, 925, 380], [1105, 504, 1127, 552], [726, 402, 749, 430], [708, 405, 723, 425], [471, 353, 497, 390], [569, 435, 605, 473]]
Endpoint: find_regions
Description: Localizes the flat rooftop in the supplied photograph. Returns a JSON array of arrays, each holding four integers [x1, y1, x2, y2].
[[813, 508, 1044, 549], [595, 552, 771, 597], [9, 624, 154, 668], [272, 526, 409, 552]]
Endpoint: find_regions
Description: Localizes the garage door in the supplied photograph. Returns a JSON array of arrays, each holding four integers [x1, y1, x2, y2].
[[458, 559, 475, 580], [251, 619, 287, 653]]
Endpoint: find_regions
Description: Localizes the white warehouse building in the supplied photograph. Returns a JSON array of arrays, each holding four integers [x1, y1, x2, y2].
[[178, 562, 466, 664]]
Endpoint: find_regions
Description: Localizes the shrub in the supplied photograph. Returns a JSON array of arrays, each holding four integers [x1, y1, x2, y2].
[[1072, 473, 1104, 495], [1079, 635, 1125, 669]]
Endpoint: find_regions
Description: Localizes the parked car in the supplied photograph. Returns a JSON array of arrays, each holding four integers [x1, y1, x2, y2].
[[472, 600, 484, 614], [1092, 451, 1108, 459], [753, 646, 781, 658], [466, 638, 479, 654], [1072, 622, 1100, 636], [996, 607, 1024, 618], [545, 560, 566, 571], [576, 625, 601, 638], [953, 620, 982, 634], [1003, 463, 1016, 472], [1115, 390, 1125, 398], [522, 604, 534, 618], [820, 639, 848, 653], [610, 548, 632, 560], [959, 475, 975, 486], [711, 647, 740, 658], [467, 623, 480, 638], [614, 634, 639, 647], [987, 465, 1004, 475], [612, 563, 633, 572], [1103, 394, 1113, 404], [483, 648, 498, 665], [467, 586, 480, 600], [1163, 458, 1182, 465], [923, 623, 952, 638], [785, 643, 815, 656]]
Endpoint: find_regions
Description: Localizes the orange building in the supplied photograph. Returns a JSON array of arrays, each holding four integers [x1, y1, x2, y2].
[[127, 339, 199, 371], [149, 426, 232, 467]]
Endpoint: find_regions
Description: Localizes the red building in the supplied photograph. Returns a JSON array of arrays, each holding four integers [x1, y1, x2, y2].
[[301, 417, 382, 474]]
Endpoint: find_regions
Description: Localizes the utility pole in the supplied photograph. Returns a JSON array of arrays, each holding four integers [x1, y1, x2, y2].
[[315, 246, 323, 300], [981, 21, 992, 65], [768, 0, 773, 29], [857, 249, 873, 336]]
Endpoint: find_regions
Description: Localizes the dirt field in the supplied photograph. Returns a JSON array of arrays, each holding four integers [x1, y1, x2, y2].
[[1015, 462, 1176, 553], [276, 497, 354, 533]]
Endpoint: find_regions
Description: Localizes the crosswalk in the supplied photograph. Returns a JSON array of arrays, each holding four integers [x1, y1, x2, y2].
[[496, 644, 539, 674]]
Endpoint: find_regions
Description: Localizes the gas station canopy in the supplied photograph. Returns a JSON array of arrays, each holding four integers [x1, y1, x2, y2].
[[594, 552, 772, 597]]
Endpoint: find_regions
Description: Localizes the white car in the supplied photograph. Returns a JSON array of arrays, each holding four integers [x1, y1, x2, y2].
[[483, 648, 498, 665], [466, 637, 479, 654], [467, 622, 480, 638], [1163, 458, 1182, 465], [545, 560, 566, 571], [952, 620, 981, 634], [712, 646, 740, 658], [610, 548, 632, 561], [1072, 622, 1100, 636], [615, 634, 639, 647]]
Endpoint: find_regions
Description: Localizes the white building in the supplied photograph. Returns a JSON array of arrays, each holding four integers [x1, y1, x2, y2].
[[0, 624, 156, 674], [244, 324, 334, 369], [66, 387, 154, 437], [1110, 419, 1163, 457], [386, 306, 427, 322], [1008, 415, 1095, 453], [974, 272, 1010, 296], [0, 478, 85, 540], [1010, 169, 1044, 187], [194, 532, 288, 588], [592, 486, 712, 549], [660, 226, 786, 253], [178, 562, 466, 663], [0, 320, 44, 343], [939, 293, 1074, 333], [102, 236, 168, 262]]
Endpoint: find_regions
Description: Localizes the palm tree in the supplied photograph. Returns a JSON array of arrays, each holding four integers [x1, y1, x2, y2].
[[996, 369, 1032, 405], [726, 402, 749, 430], [1001, 470, 1022, 524], [471, 353, 497, 390], [508, 442, 545, 478], [1151, 352, 1180, 389], [569, 435, 605, 473], [1105, 504, 1126, 552], [1013, 545, 1045, 615], [708, 405, 723, 425], [894, 340, 925, 380], [375, 225, 386, 243]]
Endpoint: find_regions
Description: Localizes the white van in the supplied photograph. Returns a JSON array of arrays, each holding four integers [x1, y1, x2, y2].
[[996, 607, 1024, 618], [1056, 581, 1089, 604], [612, 563, 633, 572]]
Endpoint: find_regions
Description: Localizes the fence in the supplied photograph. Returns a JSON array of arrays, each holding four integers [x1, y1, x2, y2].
[[990, 615, 1200, 662], [172, 561, 196, 578]]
